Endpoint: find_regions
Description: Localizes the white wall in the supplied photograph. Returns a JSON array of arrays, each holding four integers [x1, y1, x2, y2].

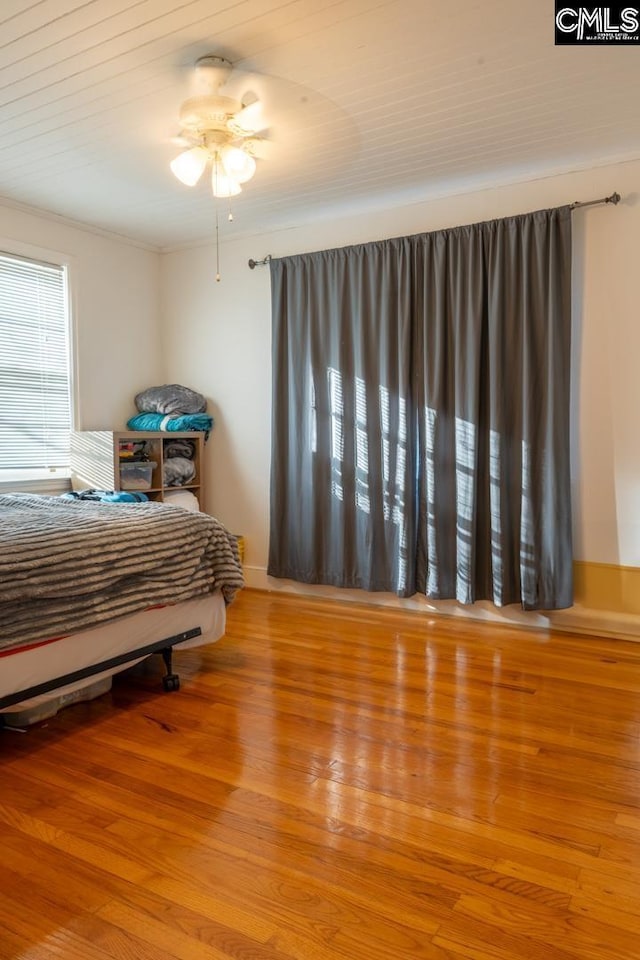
[[160, 158, 640, 581], [1, 204, 163, 430]]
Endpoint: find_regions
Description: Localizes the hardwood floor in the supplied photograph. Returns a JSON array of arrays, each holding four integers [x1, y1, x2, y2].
[[2, 588, 640, 959]]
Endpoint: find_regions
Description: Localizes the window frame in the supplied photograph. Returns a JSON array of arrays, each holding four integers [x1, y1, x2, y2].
[[0, 237, 77, 493]]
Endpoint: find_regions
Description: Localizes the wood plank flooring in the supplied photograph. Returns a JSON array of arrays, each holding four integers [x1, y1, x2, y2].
[[2, 588, 640, 959]]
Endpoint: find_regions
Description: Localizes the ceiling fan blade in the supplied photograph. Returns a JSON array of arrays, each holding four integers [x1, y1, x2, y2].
[[227, 100, 266, 137], [169, 133, 195, 147], [242, 137, 274, 160]]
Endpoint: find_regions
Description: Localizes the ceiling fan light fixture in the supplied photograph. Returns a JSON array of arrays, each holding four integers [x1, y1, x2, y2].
[[211, 166, 242, 198], [179, 95, 241, 131], [193, 55, 233, 93], [170, 146, 209, 185], [220, 144, 256, 183], [169, 55, 272, 277]]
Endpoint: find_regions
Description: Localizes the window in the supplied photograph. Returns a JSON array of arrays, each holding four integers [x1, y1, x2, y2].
[[0, 250, 72, 481]]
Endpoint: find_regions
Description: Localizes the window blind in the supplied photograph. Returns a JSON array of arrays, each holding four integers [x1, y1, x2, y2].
[[0, 251, 71, 474]]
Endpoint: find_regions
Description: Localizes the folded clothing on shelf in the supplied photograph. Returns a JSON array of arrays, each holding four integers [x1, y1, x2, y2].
[[118, 440, 150, 462], [126, 413, 213, 435], [134, 383, 207, 416], [164, 439, 196, 459], [163, 457, 196, 487]]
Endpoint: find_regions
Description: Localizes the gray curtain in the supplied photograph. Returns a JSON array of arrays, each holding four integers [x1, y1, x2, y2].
[[269, 205, 573, 610], [268, 241, 417, 595], [413, 207, 573, 609]]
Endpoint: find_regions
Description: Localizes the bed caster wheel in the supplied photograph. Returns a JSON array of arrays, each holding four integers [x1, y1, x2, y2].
[[162, 674, 180, 692]]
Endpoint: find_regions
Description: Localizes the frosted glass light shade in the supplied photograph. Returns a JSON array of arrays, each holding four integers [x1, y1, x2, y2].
[[211, 167, 242, 198], [170, 147, 208, 186], [220, 145, 256, 183]]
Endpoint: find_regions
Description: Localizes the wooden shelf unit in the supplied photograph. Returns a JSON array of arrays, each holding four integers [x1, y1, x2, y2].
[[70, 430, 206, 508]]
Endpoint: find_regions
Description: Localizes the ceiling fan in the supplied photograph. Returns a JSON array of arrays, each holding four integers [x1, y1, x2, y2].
[[170, 55, 269, 198]]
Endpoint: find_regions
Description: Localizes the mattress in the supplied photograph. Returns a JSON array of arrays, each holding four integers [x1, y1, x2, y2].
[[0, 592, 225, 724]]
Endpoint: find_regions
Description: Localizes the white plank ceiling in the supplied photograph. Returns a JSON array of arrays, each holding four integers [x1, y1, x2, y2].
[[0, 0, 638, 249]]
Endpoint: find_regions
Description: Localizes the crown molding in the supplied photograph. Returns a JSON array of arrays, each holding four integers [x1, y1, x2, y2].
[[0, 196, 160, 252]]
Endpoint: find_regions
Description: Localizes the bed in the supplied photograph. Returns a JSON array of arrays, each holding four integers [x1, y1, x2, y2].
[[0, 493, 244, 726]]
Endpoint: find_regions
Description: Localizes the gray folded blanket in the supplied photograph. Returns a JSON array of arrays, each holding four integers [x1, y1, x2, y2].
[[163, 457, 196, 487], [164, 439, 196, 460], [135, 384, 207, 416]]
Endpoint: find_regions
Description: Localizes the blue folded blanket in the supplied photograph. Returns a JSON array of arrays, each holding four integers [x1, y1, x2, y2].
[[126, 413, 213, 435], [61, 490, 149, 503]]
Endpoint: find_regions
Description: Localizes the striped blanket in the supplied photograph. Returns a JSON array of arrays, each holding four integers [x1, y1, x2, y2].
[[0, 494, 244, 653]]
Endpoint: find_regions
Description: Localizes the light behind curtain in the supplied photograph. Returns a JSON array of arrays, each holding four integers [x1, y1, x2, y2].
[[269, 205, 573, 610], [268, 241, 417, 595]]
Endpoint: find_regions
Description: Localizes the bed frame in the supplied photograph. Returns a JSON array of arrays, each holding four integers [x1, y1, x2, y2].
[[0, 625, 203, 717]]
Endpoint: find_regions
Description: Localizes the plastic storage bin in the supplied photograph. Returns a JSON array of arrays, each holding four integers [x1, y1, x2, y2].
[[119, 461, 157, 490]]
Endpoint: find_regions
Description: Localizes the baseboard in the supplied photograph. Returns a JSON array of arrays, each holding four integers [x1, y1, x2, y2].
[[548, 605, 640, 642], [574, 561, 640, 616], [243, 565, 640, 642]]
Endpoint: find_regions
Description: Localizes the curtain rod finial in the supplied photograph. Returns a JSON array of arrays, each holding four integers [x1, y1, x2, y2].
[[248, 255, 272, 269]]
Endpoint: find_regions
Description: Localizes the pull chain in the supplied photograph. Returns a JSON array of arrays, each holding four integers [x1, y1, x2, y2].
[[215, 201, 221, 282], [213, 156, 221, 282], [212, 155, 235, 280]]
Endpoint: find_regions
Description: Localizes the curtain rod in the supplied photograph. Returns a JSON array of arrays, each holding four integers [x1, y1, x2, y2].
[[570, 191, 620, 210], [248, 254, 272, 269], [246, 192, 621, 268]]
